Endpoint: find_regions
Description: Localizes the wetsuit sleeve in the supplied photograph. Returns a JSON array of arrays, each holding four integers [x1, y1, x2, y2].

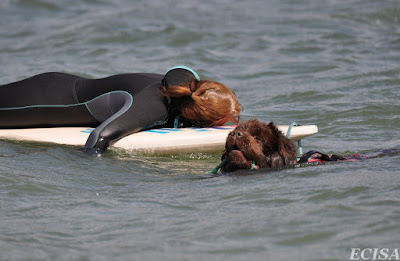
[[84, 84, 168, 150]]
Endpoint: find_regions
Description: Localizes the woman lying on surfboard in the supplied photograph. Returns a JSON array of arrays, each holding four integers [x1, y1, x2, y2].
[[0, 66, 243, 151]]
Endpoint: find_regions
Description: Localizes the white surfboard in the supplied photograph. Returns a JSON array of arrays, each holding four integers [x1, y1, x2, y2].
[[0, 125, 318, 154]]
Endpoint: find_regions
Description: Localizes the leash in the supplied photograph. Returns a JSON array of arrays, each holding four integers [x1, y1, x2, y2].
[[211, 159, 227, 174]]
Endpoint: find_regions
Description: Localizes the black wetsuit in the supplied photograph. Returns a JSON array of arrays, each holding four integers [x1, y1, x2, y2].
[[0, 67, 199, 150]]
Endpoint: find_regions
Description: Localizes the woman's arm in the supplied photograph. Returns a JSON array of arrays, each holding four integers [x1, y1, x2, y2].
[[84, 84, 168, 151]]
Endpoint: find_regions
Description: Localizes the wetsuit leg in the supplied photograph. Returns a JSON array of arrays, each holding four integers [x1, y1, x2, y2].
[[0, 72, 99, 128], [0, 72, 79, 106]]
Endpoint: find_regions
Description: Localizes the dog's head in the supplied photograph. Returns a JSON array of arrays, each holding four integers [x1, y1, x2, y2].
[[221, 119, 298, 172]]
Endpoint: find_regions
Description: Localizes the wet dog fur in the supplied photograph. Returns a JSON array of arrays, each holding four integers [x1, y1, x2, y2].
[[221, 119, 298, 172]]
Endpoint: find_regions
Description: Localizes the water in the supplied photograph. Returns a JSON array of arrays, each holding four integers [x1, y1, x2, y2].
[[1, 0, 400, 260]]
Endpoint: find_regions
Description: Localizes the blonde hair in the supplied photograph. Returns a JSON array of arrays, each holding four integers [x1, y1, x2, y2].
[[161, 79, 243, 127]]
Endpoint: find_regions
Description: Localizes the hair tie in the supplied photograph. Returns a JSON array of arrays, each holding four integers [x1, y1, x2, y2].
[[190, 91, 194, 97]]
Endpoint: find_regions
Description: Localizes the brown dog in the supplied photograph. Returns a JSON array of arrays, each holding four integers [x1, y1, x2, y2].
[[221, 119, 298, 172]]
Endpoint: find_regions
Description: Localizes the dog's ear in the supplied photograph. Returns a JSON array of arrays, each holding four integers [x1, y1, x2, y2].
[[267, 122, 298, 166], [257, 122, 279, 151], [267, 122, 282, 137]]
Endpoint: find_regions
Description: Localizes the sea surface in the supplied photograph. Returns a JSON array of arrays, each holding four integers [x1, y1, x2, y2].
[[1, 0, 400, 260]]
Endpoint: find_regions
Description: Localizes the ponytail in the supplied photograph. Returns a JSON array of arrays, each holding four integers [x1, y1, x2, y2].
[[161, 79, 198, 98]]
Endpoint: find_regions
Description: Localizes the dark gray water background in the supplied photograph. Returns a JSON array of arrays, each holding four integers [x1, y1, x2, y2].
[[1, 0, 400, 260]]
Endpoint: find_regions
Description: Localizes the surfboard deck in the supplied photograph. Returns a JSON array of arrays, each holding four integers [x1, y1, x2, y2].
[[0, 125, 318, 154]]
